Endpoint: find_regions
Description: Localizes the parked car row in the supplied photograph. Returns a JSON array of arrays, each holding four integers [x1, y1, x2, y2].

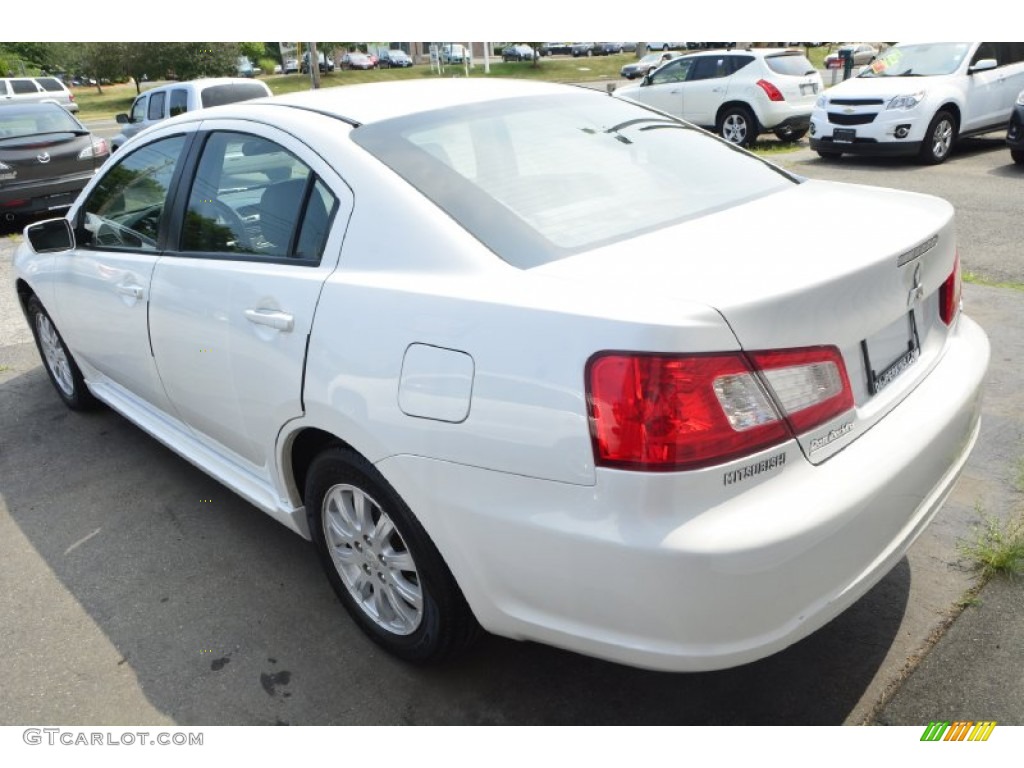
[[616, 47, 822, 146], [615, 41, 1024, 164]]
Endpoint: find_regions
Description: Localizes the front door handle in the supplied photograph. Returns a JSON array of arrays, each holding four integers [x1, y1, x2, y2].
[[244, 308, 294, 332], [116, 284, 144, 299]]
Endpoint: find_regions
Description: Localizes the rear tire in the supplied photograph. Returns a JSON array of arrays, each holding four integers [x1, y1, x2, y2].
[[816, 149, 842, 159], [27, 296, 98, 411], [306, 447, 480, 663], [1011, 149, 1024, 165]]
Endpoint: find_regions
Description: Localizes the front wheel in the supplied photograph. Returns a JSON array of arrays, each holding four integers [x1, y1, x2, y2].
[[306, 447, 479, 663], [27, 296, 98, 410], [717, 105, 756, 147], [919, 110, 956, 165]]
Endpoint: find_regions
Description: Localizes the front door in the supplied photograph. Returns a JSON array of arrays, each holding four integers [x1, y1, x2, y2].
[[53, 133, 188, 413]]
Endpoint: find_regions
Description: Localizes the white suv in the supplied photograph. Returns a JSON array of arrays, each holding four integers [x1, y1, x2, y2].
[[615, 47, 823, 146], [810, 42, 1024, 164]]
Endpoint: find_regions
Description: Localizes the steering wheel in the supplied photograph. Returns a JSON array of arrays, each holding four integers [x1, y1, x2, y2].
[[208, 199, 253, 252]]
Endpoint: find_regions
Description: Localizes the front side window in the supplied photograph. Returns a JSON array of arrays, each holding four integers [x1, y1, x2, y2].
[[130, 95, 148, 123], [180, 131, 336, 262], [650, 59, 692, 84], [80, 135, 186, 251]]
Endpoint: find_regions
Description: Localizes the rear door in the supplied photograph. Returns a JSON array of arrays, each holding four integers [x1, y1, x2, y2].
[[148, 123, 350, 472]]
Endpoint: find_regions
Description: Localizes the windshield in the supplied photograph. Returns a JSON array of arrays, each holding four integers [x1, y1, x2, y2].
[[859, 42, 971, 77], [353, 93, 796, 268], [0, 104, 81, 139]]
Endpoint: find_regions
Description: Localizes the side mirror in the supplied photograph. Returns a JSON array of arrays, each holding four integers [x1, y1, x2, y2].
[[25, 218, 75, 253], [969, 58, 997, 73], [115, 113, 130, 124]]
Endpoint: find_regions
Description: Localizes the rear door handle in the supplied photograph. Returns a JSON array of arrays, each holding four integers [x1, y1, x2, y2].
[[244, 308, 294, 332]]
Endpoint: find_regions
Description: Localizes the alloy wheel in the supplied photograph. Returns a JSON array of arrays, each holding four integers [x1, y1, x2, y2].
[[322, 483, 423, 635]]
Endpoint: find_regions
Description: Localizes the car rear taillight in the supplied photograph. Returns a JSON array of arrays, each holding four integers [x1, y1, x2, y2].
[[587, 347, 853, 471], [939, 251, 961, 326], [756, 79, 785, 102]]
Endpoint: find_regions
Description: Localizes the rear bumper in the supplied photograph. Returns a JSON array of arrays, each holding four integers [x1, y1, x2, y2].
[[0, 173, 92, 216], [377, 315, 989, 671]]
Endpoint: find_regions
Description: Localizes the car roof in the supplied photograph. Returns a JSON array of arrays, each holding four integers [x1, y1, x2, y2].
[[144, 77, 267, 93], [261, 79, 581, 126], [683, 47, 798, 58]]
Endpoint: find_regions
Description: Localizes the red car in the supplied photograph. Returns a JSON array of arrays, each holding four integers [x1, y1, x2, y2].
[[341, 53, 376, 70]]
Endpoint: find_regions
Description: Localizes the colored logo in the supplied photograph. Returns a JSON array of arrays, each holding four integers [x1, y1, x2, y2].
[[920, 721, 996, 741]]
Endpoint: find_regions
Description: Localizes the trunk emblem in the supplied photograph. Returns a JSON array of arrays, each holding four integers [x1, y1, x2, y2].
[[908, 263, 925, 306], [36, 152, 51, 164]]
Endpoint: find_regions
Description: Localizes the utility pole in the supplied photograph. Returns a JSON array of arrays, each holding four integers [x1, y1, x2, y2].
[[483, 42, 490, 74], [309, 41, 321, 89]]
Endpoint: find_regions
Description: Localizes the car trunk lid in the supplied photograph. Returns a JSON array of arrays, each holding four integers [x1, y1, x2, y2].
[[535, 179, 958, 465]]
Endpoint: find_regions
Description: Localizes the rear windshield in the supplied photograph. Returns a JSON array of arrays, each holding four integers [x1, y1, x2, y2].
[[0, 104, 80, 139], [353, 93, 795, 268], [764, 52, 817, 76], [200, 82, 269, 108]]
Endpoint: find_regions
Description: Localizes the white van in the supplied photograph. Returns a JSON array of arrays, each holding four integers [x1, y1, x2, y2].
[[111, 78, 271, 151], [810, 42, 1024, 163]]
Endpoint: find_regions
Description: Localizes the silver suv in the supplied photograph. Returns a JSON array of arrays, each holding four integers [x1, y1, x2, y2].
[[0, 76, 79, 113], [112, 78, 271, 151]]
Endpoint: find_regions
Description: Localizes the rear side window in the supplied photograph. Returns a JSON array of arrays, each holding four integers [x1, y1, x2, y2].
[[169, 89, 188, 117], [180, 131, 336, 263], [0, 81, 8, 96], [689, 57, 728, 81], [148, 91, 166, 121], [36, 78, 65, 92], [199, 83, 269, 108], [728, 55, 755, 74], [764, 53, 817, 76], [11, 79, 40, 94]]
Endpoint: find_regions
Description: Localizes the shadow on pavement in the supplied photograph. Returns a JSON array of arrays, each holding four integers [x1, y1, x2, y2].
[[0, 362, 908, 725]]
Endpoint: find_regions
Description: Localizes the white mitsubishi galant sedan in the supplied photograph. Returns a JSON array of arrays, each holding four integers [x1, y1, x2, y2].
[[13, 79, 989, 671]]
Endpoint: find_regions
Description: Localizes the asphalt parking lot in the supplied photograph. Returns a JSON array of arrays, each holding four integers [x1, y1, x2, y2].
[[1, 130, 1021, 726]]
